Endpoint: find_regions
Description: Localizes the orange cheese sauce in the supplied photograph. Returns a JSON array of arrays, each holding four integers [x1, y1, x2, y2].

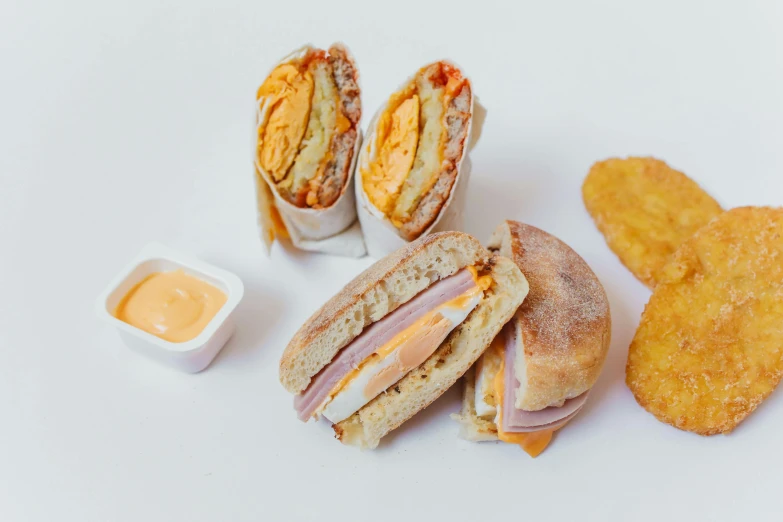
[[114, 270, 227, 343], [493, 353, 555, 457], [467, 266, 492, 291]]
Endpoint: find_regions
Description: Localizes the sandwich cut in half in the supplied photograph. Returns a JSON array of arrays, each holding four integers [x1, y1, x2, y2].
[[453, 221, 612, 457], [280, 231, 529, 449], [254, 43, 364, 255], [358, 61, 474, 244], [256, 43, 360, 209]]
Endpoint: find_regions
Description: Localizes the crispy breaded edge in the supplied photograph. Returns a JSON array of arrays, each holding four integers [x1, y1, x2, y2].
[[487, 220, 612, 411], [333, 254, 529, 449], [279, 231, 490, 394], [626, 206, 783, 435], [581, 157, 723, 289]]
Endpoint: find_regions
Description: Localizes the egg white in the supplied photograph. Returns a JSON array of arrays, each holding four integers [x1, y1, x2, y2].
[[319, 290, 482, 424], [474, 360, 497, 418]]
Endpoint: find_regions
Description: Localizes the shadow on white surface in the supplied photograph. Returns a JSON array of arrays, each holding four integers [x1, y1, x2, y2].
[[211, 277, 285, 368], [375, 386, 462, 450], [461, 161, 554, 241], [276, 236, 328, 263]]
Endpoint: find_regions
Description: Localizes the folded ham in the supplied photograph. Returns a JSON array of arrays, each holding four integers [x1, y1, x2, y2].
[[294, 268, 477, 421], [501, 320, 588, 433]]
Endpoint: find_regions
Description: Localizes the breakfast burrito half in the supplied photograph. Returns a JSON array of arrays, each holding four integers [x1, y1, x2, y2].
[[356, 61, 480, 257], [254, 43, 365, 257]]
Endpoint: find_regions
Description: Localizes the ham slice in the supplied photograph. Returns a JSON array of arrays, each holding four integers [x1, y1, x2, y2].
[[501, 319, 589, 433], [294, 268, 477, 421]]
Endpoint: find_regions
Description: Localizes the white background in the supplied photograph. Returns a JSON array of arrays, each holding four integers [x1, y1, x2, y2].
[[2, 1, 782, 520]]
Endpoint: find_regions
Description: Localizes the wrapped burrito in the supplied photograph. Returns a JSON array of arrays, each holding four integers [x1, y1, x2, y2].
[[254, 43, 366, 257], [356, 61, 484, 258]]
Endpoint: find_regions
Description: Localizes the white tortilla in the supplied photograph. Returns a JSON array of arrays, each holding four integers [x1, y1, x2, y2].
[[253, 44, 366, 258], [355, 62, 486, 258]]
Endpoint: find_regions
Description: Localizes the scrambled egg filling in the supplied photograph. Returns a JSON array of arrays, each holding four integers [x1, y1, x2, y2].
[[256, 64, 314, 183], [389, 77, 445, 226], [285, 61, 339, 202], [363, 90, 420, 214], [257, 56, 351, 207], [362, 68, 453, 227]]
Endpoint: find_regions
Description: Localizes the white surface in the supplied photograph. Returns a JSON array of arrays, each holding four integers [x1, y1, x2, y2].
[[95, 243, 244, 373], [1, 1, 782, 521]]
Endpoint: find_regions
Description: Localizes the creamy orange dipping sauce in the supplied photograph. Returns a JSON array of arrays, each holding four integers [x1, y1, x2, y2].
[[114, 270, 227, 343]]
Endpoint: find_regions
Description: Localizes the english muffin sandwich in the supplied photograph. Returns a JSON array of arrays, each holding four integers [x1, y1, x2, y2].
[[453, 221, 612, 457], [280, 231, 529, 449]]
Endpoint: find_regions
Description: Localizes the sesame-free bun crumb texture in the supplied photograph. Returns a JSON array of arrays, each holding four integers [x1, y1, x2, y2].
[[487, 220, 611, 411], [280, 231, 490, 395], [334, 254, 528, 449]]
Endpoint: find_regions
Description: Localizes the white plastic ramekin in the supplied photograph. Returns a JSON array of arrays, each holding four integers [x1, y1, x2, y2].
[[95, 243, 245, 373]]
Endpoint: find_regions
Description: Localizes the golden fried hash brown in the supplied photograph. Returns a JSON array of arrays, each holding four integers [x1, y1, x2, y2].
[[582, 157, 723, 288], [626, 207, 783, 435]]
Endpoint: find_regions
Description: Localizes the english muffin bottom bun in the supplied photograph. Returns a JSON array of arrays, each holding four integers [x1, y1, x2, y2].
[[254, 43, 365, 257], [279, 231, 529, 449], [356, 61, 479, 258], [453, 221, 611, 457]]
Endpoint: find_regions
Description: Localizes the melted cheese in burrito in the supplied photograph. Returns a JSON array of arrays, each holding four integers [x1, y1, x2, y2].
[[362, 62, 472, 241], [256, 46, 360, 209]]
